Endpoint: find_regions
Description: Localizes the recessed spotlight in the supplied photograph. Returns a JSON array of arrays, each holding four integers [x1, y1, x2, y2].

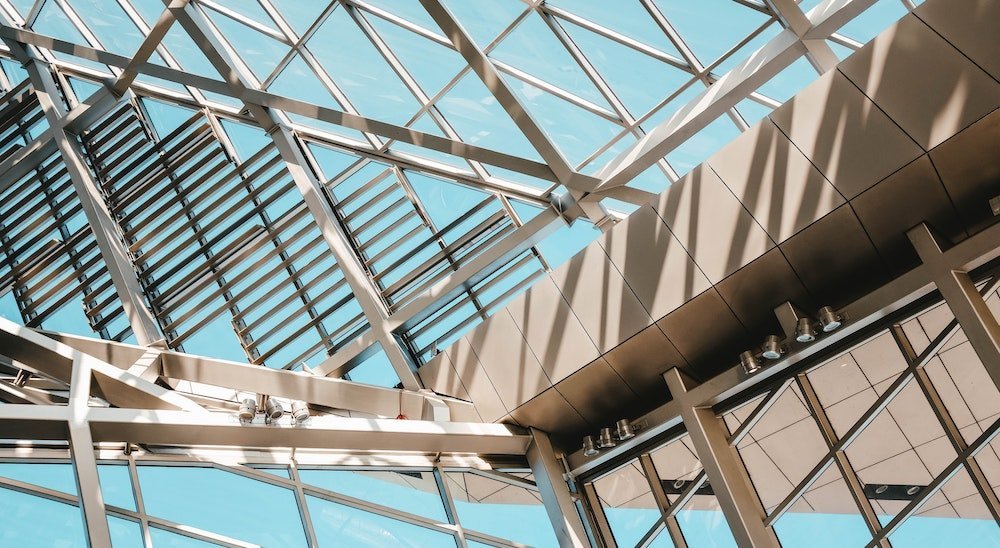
[[291, 400, 310, 424], [615, 419, 636, 441], [761, 335, 783, 360], [795, 317, 817, 343], [906, 485, 920, 496], [598, 427, 617, 449], [818, 306, 842, 332], [740, 351, 761, 375], [264, 398, 283, 425], [875, 484, 888, 495], [238, 398, 257, 424]]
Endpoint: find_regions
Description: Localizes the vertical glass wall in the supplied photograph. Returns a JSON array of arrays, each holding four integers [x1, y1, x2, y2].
[[584, 288, 1000, 547]]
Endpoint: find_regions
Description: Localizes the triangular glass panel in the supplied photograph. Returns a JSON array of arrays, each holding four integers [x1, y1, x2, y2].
[[440, 0, 526, 47], [208, 0, 282, 35], [269, 0, 330, 37], [653, 0, 771, 68], [358, 0, 440, 35], [435, 73, 541, 161], [306, 7, 422, 126], [205, 9, 291, 83], [31, 1, 111, 75], [408, 170, 491, 228], [547, 0, 685, 61], [66, 0, 145, 56], [139, 96, 198, 138], [505, 74, 623, 168], [562, 19, 691, 120], [268, 53, 369, 143], [366, 12, 466, 99], [490, 13, 610, 108]]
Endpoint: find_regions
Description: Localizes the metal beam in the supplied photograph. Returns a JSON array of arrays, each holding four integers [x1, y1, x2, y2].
[[908, 224, 1000, 390], [663, 368, 780, 547], [528, 428, 590, 548], [67, 354, 113, 548]]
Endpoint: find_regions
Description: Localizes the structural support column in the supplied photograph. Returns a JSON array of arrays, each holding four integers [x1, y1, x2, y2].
[[528, 428, 590, 548], [67, 355, 112, 548], [12, 48, 163, 345], [663, 368, 779, 548], [908, 224, 1000, 390]]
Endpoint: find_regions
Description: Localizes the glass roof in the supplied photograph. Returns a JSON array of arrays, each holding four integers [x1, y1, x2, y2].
[[0, 0, 915, 388]]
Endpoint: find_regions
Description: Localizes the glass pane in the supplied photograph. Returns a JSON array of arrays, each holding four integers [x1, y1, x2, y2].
[[137, 465, 307, 547], [447, 472, 557, 547], [773, 469, 873, 547], [888, 468, 1000, 546], [98, 464, 136, 511], [298, 469, 446, 522], [108, 515, 143, 548], [0, 462, 78, 495], [675, 493, 738, 548], [307, 495, 457, 547], [592, 460, 659, 547], [0, 487, 85, 546], [148, 527, 218, 547]]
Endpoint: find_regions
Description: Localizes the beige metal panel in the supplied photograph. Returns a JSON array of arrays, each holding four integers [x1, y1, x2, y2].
[[553, 357, 639, 426], [599, 205, 711, 321], [603, 325, 688, 395], [655, 289, 752, 381], [417, 351, 472, 403], [839, 14, 1000, 150], [508, 387, 590, 439], [915, 0, 1000, 81], [506, 274, 600, 385], [708, 118, 844, 244], [928, 109, 1000, 234], [779, 204, 889, 308], [852, 155, 967, 271], [465, 311, 553, 412], [770, 69, 923, 199], [654, 164, 774, 284], [550, 240, 654, 353], [446, 336, 509, 423], [715, 248, 813, 339]]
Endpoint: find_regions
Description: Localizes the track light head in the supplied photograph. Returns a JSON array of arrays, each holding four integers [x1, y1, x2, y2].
[[238, 398, 257, 424], [598, 427, 617, 449], [740, 351, 761, 375], [291, 400, 310, 424], [795, 317, 817, 343], [818, 306, 842, 332], [264, 398, 283, 424], [582, 435, 599, 457], [615, 419, 636, 441], [761, 335, 783, 360]]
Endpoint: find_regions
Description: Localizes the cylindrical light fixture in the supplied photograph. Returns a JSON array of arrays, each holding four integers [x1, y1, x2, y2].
[[598, 427, 617, 449], [291, 400, 310, 424], [238, 398, 256, 424], [761, 335, 783, 360], [264, 398, 283, 424], [615, 419, 636, 441], [582, 436, 599, 457], [740, 351, 761, 375], [818, 306, 842, 332], [795, 317, 817, 343]]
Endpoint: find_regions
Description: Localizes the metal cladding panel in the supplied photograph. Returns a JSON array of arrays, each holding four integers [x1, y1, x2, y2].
[[770, 69, 923, 199], [654, 163, 775, 284], [714, 248, 813, 339], [599, 204, 711, 321], [928, 109, 1000, 235], [603, 325, 688, 395], [549, 238, 654, 354], [778, 204, 890, 309], [553, 356, 639, 426], [506, 274, 600, 385], [417, 350, 473, 403], [915, 0, 1000, 81], [655, 288, 752, 381], [464, 310, 553, 412], [851, 155, 968, 272], [445, 336, 509, 423], [508, 386, 589, 445], [708, 117, 844, 244], [839, 14, 1000, 150]]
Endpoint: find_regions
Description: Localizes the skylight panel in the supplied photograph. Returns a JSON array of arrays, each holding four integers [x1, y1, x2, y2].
[[268, 0, 330, 36], [546, 0, 686, 62], [439, 0, 527, 48], [63, 0, 145, 56], [204, 7, 291, 83], [365, 12, 466, 99], [654, 0, 773, 68]]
